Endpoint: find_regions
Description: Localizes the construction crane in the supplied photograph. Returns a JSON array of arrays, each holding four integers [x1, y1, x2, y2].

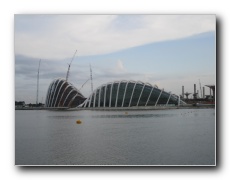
[[199, 79, 202, 98], [90, 63, 93, 93], [66, 50, 77, 82], [36, 59, 41, 105]]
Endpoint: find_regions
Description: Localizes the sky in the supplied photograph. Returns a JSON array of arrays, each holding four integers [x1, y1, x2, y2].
[[15, 15, 216, 104]]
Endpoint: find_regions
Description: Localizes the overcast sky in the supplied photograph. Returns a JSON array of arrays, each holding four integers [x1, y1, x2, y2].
[[15, 15, 216, 104]]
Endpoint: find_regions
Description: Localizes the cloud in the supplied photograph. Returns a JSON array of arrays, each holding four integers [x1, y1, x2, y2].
[[15, 15, 215, 60], [115, 60, 125, 72]]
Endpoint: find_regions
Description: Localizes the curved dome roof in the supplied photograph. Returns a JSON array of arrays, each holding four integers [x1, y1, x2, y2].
[[45, 78, 85, 108], [79, 80, 186, 108]]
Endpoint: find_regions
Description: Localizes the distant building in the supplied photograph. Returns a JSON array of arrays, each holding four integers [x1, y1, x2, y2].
[[15, 101, 25, 107]]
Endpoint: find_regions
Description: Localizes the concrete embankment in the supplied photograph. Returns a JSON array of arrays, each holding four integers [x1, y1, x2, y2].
[[68, 104, 215, 111], [15, 104, 214, 111], [15, 107, 69, 110]]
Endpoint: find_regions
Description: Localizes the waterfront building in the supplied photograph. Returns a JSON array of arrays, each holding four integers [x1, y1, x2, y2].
[[45, 79, 185, 108], [45, 78, 86, 108], [79, 80, 186, 108]]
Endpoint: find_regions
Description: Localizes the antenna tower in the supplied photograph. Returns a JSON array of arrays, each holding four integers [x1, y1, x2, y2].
[[66, 50, 77, 82], [90, 64, 93, 93], [36, 59, 41, 105]]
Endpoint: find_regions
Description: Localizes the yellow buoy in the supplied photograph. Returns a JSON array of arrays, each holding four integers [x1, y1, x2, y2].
[[76, 120, 82, 124]]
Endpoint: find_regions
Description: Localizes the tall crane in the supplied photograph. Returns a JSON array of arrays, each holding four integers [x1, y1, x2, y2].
[[66, 50, 77, 82], [36, 59, 41, 105], [199, 79, 202, 98], [90, 64, 93, 93]]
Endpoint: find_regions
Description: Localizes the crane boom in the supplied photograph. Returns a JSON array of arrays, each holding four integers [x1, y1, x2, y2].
[[79, 78, 90, 91]]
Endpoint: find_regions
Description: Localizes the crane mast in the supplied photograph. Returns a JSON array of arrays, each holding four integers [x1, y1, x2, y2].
[[90, 64, 93, 93], [199, 79, 202, 98], [36, 59, 41, 105], [66, 50, 77, 82]]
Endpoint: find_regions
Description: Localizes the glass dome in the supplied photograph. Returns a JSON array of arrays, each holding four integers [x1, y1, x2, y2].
[[79, 80, 185, 108], [45, 78, 85, 108]]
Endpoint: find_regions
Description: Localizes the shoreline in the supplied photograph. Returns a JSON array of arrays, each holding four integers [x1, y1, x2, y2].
[[15, 104, 215, 111]]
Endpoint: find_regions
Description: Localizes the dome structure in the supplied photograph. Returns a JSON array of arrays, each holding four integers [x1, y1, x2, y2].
[[45, 78, 86, 108], [79, 80, 186, 108]]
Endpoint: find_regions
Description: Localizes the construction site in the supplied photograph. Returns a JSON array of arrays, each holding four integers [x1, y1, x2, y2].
[[180, 82, 215, 106]]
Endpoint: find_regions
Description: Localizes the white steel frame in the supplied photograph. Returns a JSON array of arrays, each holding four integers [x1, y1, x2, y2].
[[93, 89, 97, 108], [115, 81, 121, 107], [155, 89, 163, 106], [122, 81, 130, 107], [63, 89, 75, 107], [53, 80, 66, 107], [103, 84, 108, 107], [145, 86, 154, 106], [47, 79, 59, 107], [57, 85, 72, 107], [50, 79, 63, 107], [136, 83, 146, 106], [166, 93, 172, 106], [129, 81, 140, 107], [46, 78, 58, 106], [67, 92, 79, 107]]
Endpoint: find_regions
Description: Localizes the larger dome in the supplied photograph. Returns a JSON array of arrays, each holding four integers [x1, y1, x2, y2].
[[45, 78, 86, 108], [79, 80, 186, 108]]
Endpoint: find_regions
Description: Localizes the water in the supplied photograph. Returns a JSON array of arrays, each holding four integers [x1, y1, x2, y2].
[[15, 109, 215, 165]]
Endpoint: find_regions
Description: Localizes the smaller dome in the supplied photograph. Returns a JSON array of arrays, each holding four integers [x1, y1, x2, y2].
[[45, 78, 86, 108]]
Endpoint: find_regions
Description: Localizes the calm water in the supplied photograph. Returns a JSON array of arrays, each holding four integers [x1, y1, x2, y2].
[[15, 109, 215, 165]]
